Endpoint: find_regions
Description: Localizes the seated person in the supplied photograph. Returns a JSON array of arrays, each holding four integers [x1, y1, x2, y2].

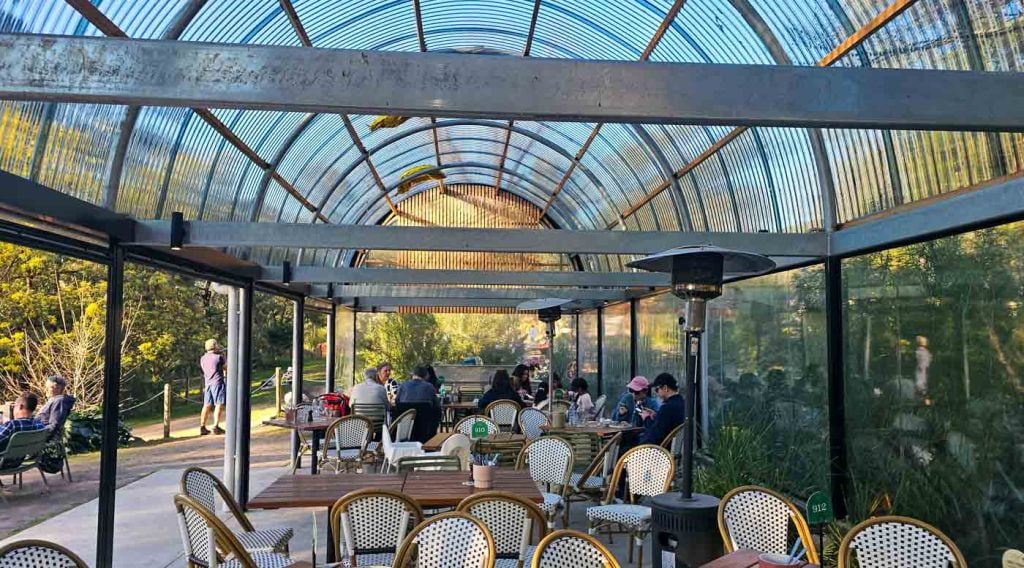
[[396, 365, 440, 411], [477, 369, 524, 410], [0, 392, 46, 466], [612, 376, 660, 426], [639, 373, 686, 445], [569, 378, 596, 420], [511, 364, 533, 401], [533, 373, 562, 407], [349, 367, 389, 408], [36, 375, 76, 439]]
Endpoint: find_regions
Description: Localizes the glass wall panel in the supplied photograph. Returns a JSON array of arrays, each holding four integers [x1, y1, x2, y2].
[[701, 267, 828, 500], [334, 308, 355, 392], [636, 293, 685, 381], [578, 311, 600, 392], [602, 302, 632, 397], [553, 316, 577, 383], [843, 221, 1024, 566]]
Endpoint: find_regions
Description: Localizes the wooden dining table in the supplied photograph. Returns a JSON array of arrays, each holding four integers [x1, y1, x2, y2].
[[422, 431, 526, 451], [263, 417, 337, 475], [540, 423, 645, 437], [248, 469, 542, 562], [699, 550, 820, 568]]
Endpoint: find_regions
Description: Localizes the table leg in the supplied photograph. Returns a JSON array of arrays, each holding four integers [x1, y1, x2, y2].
[[325, 506, 335, 563], [311, 430, 321, 475]]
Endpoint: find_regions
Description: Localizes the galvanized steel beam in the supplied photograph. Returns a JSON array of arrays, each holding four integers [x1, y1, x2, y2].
[[3, 34, 1021, 130], [337, 297, 599, 309], [326, 285, 630, 301], [131, 220, 826, 256], [266, 266, 671, 287]]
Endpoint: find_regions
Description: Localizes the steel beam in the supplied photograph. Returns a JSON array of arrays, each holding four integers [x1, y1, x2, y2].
[[270, 266, 672, 287], [337, 297, 599, 309], [3, 34, 1023, 130], [325, 285, 631, 301], [831, 174, 1024, 257], [0, 169, 132, 240], [131, 221, 825, 256]]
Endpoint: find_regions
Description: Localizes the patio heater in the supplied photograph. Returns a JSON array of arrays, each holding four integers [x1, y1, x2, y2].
[[517, 298, 571, 416], [627, 246, 775, 567]]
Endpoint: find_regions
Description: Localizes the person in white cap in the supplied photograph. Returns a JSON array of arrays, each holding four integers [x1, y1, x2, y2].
[[611, 375, 660, 426], [199, 338, 226, 435]]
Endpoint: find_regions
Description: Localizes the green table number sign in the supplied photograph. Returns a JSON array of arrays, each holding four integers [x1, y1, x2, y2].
[[471, 420, 489, 439], [807, 491, 834, 525]]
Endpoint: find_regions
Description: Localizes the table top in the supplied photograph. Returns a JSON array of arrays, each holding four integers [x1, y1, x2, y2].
[[422, 431, 526, 451], [700, 550, 819, 568], [443, 401, 480, 410], [540, 423, 645, 437], [263, 417, 337, 431], [248, 469, 542, 509]]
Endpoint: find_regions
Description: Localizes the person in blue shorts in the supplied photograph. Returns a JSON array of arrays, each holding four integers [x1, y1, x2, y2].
[[199, 338, 226, 435]]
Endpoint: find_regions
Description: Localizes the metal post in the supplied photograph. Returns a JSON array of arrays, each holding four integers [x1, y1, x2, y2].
[[547, 320, 556, 417], [236, 282, 254, 507], [274, 367, 283, 416], [680, 328, 701, 499], [825, 256, 849, 518], [223, 285, 239, 499], [574, 313, 580, 380], [629, 299, 638, 379], [290, 297, 305, 464], [96, 243, 124, 568], [596, 308, 604, 397], [351, 311, 358, 386], [162, 383, 171, 439], [326, 302, 336, 393]]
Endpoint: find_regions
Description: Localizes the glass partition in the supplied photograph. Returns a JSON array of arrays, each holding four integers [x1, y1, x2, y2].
[[334, 308, 355, 391], [843, 221, 1024, 565], [700, 267, 828, 500], [578, 310, 600, 393], [602, 302, 632, 397]]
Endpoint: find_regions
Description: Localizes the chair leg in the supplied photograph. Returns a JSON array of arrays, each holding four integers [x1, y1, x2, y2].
[[65, 456, 72, 482], [627, 531, 634, 563], [38, 468, 49, 488], [635, 534, 644, 568]]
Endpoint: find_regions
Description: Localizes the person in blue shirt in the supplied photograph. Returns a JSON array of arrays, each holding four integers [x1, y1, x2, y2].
[[0, 392, 46, 466], [396, 365, 440, 411], [639, 373, 686, 446], [611, 375, 661, 426]]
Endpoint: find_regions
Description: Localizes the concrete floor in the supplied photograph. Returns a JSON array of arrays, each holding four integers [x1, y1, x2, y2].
[[0, 466, 661, 567]]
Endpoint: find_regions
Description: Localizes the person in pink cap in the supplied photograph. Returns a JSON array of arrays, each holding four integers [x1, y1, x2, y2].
[[611, 375, 661, 426]]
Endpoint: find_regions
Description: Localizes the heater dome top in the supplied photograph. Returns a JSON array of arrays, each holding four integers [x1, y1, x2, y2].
[[626, 245, 776, 277]]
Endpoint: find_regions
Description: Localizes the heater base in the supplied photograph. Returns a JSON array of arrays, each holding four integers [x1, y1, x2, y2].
[[651, 492, 722, 568]]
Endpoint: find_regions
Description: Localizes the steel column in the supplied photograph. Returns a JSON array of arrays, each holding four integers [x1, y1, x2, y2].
[[326, 302, 336, 393], [825, 256, 849, 519], [596, 308, 605, 397], [96, 243, 124, 568], [290, 297, 304, 465], [237, 281, 254, 507], [629, 299, 638, 379]]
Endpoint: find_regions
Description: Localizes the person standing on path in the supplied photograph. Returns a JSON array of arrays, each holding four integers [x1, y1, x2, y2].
[[199, 338, 226, 435]]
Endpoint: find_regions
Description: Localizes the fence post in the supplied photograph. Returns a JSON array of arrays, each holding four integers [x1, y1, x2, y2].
[[275, 367, 283, 416], [163, 383, 172, 439]]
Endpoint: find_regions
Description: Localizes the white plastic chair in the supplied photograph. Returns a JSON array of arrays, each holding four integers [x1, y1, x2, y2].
[[380, 422, 424, 473], [517, 408, 549, 440], [393, 511, 496, 568], [515, 437, 574, 529], [587, 445, 674, 568]]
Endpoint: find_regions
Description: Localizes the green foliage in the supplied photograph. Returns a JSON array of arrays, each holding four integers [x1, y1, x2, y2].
[[65, 409, 134, 454], [356, 313, 455, 378]]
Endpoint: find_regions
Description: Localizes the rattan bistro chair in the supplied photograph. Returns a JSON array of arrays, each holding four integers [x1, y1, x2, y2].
[[181, 467, 293, 556], [457, 491, 549, 568], [329, 488, 424, 567], [319, 416, 374, 474], [717, 485, 819, 565], [517, 408, 549, 440], [568, 433, 623, 506], [515, 437, 574, 529], [455, 415, 500, 437], [531, 530, 621, 568], [837, 515, 967, 568], [486, 400, 521, 432], [587, 445, 675, 568], [392, 511, 497, 568], [174, 494, 297, 568], [0, 539, 89, 568]]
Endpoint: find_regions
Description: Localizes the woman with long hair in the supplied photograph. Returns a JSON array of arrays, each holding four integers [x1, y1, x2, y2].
[[477, 369, 524, 410]]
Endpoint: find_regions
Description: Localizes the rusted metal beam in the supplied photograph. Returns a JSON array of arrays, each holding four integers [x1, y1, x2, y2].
[[618, 0, 920, 226]]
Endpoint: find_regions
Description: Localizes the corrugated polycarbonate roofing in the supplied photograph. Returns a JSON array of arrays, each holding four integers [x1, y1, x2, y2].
[[0, 0, 1022, 269]]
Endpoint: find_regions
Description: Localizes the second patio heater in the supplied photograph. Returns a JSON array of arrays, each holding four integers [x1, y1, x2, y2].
[[517, 298, 571, 415], [628, 246, 774, 567]]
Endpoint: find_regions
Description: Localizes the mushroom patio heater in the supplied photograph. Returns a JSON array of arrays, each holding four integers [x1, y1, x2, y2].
[[628, 246, 775, 567], [517, 298, 571, 416]]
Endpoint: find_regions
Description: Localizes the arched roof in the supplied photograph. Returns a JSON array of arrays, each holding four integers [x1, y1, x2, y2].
[[0, 0, 1021, 271]]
